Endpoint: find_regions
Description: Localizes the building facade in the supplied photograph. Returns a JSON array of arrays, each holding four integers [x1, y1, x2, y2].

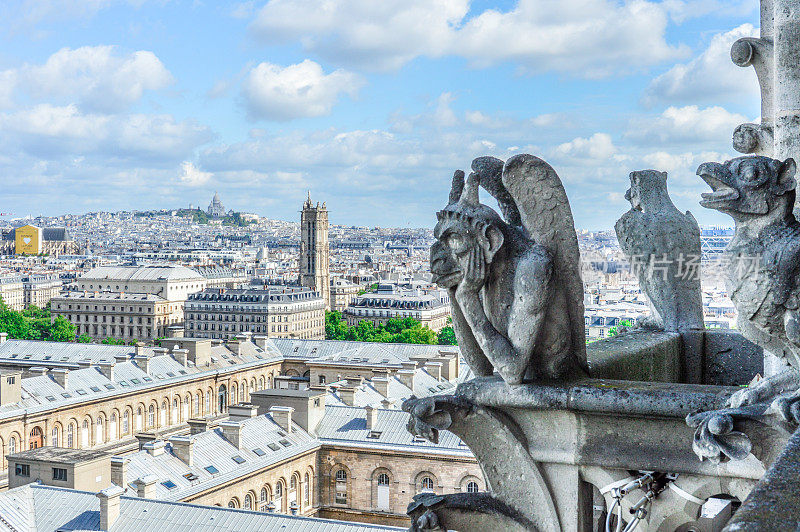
[[185, 286, 325, 340], [207, 192, 226, 218], [23, 276, 64, 309], [51, 291, 178, 341], [330, 277, 361, 313], [299, 194, 330, 310], [343, 283, 451, 332], [0, 275, 24, 310], [0, 225, 79, 256]]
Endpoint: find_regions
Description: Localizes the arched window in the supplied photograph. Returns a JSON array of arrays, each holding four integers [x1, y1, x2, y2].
[[123, 411, 130, 434], [378, 473, 390, 485], [276, 482, 283, 497], [290, 476, 297, 490], [148, 405, 155, 427], [421, 476, 434, 492], [260, 487, 269, 510], [335, 470, 347, 505], [9, 436, 16, 454], [52, 427, 59, 447], [304, 473, 310, 505], [227, 499, 237, 508], [218, 384, 227, 412], [244, 493, 253, 510], [467, 481, 479, 493], [67, 425, 74, 448], [194, 394, 200, 415]]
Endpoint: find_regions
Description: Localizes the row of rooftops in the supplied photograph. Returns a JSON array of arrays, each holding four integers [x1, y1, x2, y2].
[[187, 286, 323, 304]]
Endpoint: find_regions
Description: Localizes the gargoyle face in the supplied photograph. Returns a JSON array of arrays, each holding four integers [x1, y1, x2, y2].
[[698, 156, 796, 219], [625, 170, 667, 212], [430, 218, 470, 288]]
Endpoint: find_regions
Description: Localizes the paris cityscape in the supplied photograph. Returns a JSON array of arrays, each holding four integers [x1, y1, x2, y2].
[[0, 1, 795, 531]]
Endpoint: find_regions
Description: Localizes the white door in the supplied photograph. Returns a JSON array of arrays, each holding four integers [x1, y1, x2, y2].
[[377, 485, 390, 511], [81, 425, 89, 448]]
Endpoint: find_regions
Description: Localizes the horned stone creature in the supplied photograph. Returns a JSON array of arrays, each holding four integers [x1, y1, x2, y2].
[[697, 155, 800, 420], [615, 170, 704, 332], [430, 154, 587, 385]]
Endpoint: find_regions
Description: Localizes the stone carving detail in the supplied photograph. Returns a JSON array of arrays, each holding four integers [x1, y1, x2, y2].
[[688, 155, 800, 460], [615, 170, 704, 331], [430, 154, 587, 385]]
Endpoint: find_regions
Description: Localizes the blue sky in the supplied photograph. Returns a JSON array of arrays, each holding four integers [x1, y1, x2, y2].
[[0, 0, 762, 229]]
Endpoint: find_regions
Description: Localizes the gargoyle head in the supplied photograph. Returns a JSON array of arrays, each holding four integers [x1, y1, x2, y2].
[[625, 170, 668, 212], [431, 170, 506, 289], [697, 156, 796, 220]]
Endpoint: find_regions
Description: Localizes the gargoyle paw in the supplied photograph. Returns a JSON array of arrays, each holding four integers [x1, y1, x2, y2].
[[728, 384, 771, 409], [413, 510, 443, 531]]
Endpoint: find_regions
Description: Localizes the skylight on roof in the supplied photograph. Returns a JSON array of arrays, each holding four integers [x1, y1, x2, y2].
[[90, 386, 101, 392], [120, 381, 130, 387], [204, 465, 219, 475], [143, 377, 153, 382], [166, 372, 175, 377], [279, 439, 291, 447], [105, 384, 115, 390], [252, 448, 266, 456], [232, 455, 246, 464], [183, 473, 198, 482], [368, 431, 382, 439], [62, 393, 71, 398], [130, 378, 141, 384], [46, 396, 55, 402], [76, 389, 87, 395], [161, 480, 177, 490], [267, 443, 280, 451]]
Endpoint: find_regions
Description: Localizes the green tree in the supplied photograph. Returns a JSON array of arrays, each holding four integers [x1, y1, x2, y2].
[[607, 319, 633, 338], [437, 326, 457, 345], [101, 337, 127, 346], [77, 334, 93, 343]]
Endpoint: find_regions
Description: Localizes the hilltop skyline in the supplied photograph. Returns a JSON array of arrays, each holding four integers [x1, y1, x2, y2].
[[1, 0, 761, 229]]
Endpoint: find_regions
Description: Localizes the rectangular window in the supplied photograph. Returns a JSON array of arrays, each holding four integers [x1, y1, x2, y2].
[[15, 464, 30, 477], [52, 467, 67, 481]]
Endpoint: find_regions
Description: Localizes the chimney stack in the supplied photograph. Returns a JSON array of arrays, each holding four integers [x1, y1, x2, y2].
[[227, 338, 242, 356], [170, 436, 194, 466], [253, 335, 268, 349], [372, 377, 389, 397], [228, 404, 259, 421], [97, 361, 115, 381], [345, 375, 363, 388], [338, 386, 356, 406], [269, 406, 294, 433], [143, 439, 166, 457], [425, 361, 442, 381], [51, 368, 68, 389], [134, 353, 151, 374], [188, 418, 209, 435], [78, 359, 93, 370], [27, 366, 47, 377], [135, 342, 145, 358], [365, 405, 377, 430], [172, 348, 189, 366], [97, 485, 125, 529], [111, 456, 128, 488], [220, 421, 243, 449], [133, 474, 158, 499], [396, 369, 415, 390]]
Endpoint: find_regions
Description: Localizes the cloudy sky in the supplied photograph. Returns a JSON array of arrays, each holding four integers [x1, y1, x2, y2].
[[0, 0, 761, 228]]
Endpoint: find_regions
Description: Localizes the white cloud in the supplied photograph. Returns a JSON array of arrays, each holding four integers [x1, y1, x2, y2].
[[0, 46, 173, 112], [249, 0, 686, 76], [178, 161, 212, 186], [0, 104, 212, 161], [553, 133, 617, 161], [643, 24, 760, 105], [242, 59, 362, 120], [626, 105, 748, 145]]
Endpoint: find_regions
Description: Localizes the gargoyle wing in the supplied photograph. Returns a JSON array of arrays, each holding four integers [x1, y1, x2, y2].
[[470, 156, 523, 227], [500, 154, 587, 370]]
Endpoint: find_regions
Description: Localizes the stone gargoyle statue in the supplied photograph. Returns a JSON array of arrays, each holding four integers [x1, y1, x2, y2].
[[615, 170, 704, 332], [429, 154, 588, 385], [688, 155, 800, 462]]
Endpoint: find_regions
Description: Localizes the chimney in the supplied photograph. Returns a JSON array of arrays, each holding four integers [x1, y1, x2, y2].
[[227, 338, 242, 356], [111, 456, 128, 488], [152, 347, 168, 358], [401, 361, 417, 372], [338, 386, 356, 406], [97, 485, 125, 529], [27, 366, 47, 377], [51, 368, 69, 389], [133, 474, 158, 499], [134, 353, 151, 374], [114, 353, 128, 364], [135, 432, 157, 451], [170, 436, 194, 466], [188, 418, 209, 435], [78, 359, 93, 370], [143, 439, 166, 457], [425, 361, 442, 381], [397, 369, 415, 390], [172, 348, 189, 366], [253, 335, 268, 349], [345, 375, 363, 388], [220, 421, 243, 449], [228, 404, 259, 421], [269, 406, 294, 433], [365, 405, 377, 430], [0, 332, 6, 344], [134, 342, 145, 358], [97, 361, 115, 381], [372, 377, 389, 397]]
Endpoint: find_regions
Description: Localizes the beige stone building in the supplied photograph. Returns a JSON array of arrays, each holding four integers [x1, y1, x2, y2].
[[23, 276, 64, 309], [343, 282, 451, 332], [76, 265, 206, 303], [51, 291, 179, 341], [330, 277, 361, 312], [0, 275, 24, 310], [185, 286, 325, 340], [0, 335, 472, 528]]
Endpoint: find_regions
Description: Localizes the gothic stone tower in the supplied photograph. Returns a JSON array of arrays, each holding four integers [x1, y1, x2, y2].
[[299, 193, 330, 309]]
